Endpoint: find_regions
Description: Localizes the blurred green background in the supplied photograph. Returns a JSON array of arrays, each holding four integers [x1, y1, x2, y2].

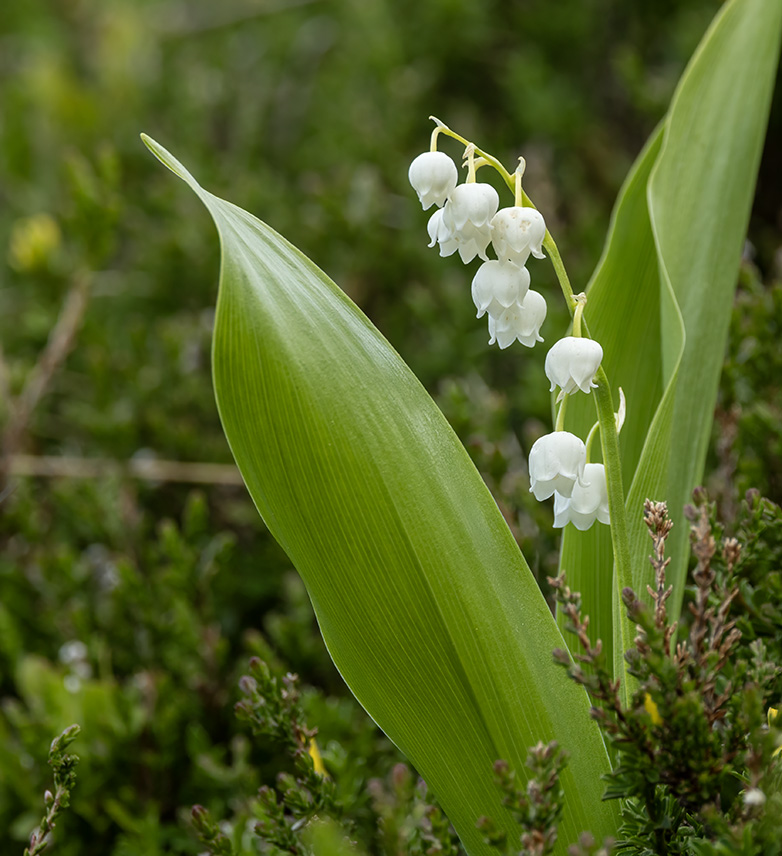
[[1, 0, 780, 852]]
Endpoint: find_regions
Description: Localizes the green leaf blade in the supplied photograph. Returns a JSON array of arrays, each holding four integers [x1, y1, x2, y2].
[[144, 143, 618, 853]]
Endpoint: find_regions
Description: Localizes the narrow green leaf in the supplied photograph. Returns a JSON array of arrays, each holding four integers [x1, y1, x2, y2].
[[559, 0, 781, 671], [645, 0, 782, 614], [142, 138, 617, 853]]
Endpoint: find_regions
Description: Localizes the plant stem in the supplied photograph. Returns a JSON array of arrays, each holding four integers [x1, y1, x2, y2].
[[555, 394, 568, 432], [593, 367, 634, 703], [430, 121, 517, 193], [584, 420, 600, 462], [543, 236, 578, 311]]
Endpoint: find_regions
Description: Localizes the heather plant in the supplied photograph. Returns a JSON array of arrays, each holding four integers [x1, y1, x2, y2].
[[187, 491, 782, 855], [139, 0, 781, 852], [549, 493, 782, 854], [23, 725, 81, 856]]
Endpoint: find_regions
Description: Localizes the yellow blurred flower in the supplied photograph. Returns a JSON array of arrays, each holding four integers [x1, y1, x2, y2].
[[769, 707, 781, 758], [307, 738, 328, 776], [8, 214, 61, 272], [644, 693, 662, 726]]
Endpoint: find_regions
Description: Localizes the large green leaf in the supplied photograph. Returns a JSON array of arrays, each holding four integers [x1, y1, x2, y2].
[[559, 0, 781, 670], [142, 138, 617, 853]]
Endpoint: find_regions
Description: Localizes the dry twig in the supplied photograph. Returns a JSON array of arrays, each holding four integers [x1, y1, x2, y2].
[[6, 454, 244, 486], [1, 272, 91, 481]]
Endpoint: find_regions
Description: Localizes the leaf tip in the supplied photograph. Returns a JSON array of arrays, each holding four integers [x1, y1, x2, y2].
[[140, 133, 202, 192]]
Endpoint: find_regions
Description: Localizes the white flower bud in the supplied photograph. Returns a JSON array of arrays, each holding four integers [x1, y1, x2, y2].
[[442, 183, 499, 263], [427, 208, 458, 257], [471, 261, 530, 319], [544, 336, 603, 395], [490, 206, 546, 264], [553, 463, 610, 530], [528, 431, 586, 501], [408, 151, 459, 210]]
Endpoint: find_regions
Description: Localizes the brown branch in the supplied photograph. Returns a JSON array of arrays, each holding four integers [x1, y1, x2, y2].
[[160, 0, 320, 38], [7, 454, 244, 486], [0, 339, 11, 410], [2, 272, 91, 477]]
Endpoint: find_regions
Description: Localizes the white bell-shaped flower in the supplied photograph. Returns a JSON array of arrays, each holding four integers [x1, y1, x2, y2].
[[515, 289, 547, 347], [427, 208, 459, 257], [408, 151, 459, 210], [488, 289, 547, 349], [545, 336, 603, 395], [488, 305, 524, 349], [553, 463, 610, 530], [442, 183, 499, 263], [471, 261, 530, 319], [490, 206, 546, 264], [528, 431, 586, 501]]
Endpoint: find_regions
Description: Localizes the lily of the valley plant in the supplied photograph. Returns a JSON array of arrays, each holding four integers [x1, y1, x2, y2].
[[142, 0, 781, 852]]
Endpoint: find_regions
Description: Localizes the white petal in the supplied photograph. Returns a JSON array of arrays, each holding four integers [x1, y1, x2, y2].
[[516, 290, 547, 345], [438, 236, 459, 257], [427, 208, 458, 257], [568, 464, 605, 514], [568, 508, 599, 530], [487, 314, 497, 345], [427, 208, 445, 247], [457, 241, 478, 264], [495, 327, 517, 349], [552, 492, 572, 528], [471, 263, 494, 316]]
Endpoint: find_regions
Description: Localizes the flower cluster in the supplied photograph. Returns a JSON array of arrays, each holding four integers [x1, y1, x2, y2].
[[409, 145, 547, 350], [408, 120, 616, 532], [527, 433, 609, 532], [532, 336, 609, 528], [528, 368, 616, 532]]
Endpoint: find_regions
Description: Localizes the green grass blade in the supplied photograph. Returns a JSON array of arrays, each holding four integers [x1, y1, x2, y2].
[[142, 137, 618, 854]]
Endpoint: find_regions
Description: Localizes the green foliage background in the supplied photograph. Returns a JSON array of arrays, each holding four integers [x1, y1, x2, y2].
[[0, 0, 780, 853]]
